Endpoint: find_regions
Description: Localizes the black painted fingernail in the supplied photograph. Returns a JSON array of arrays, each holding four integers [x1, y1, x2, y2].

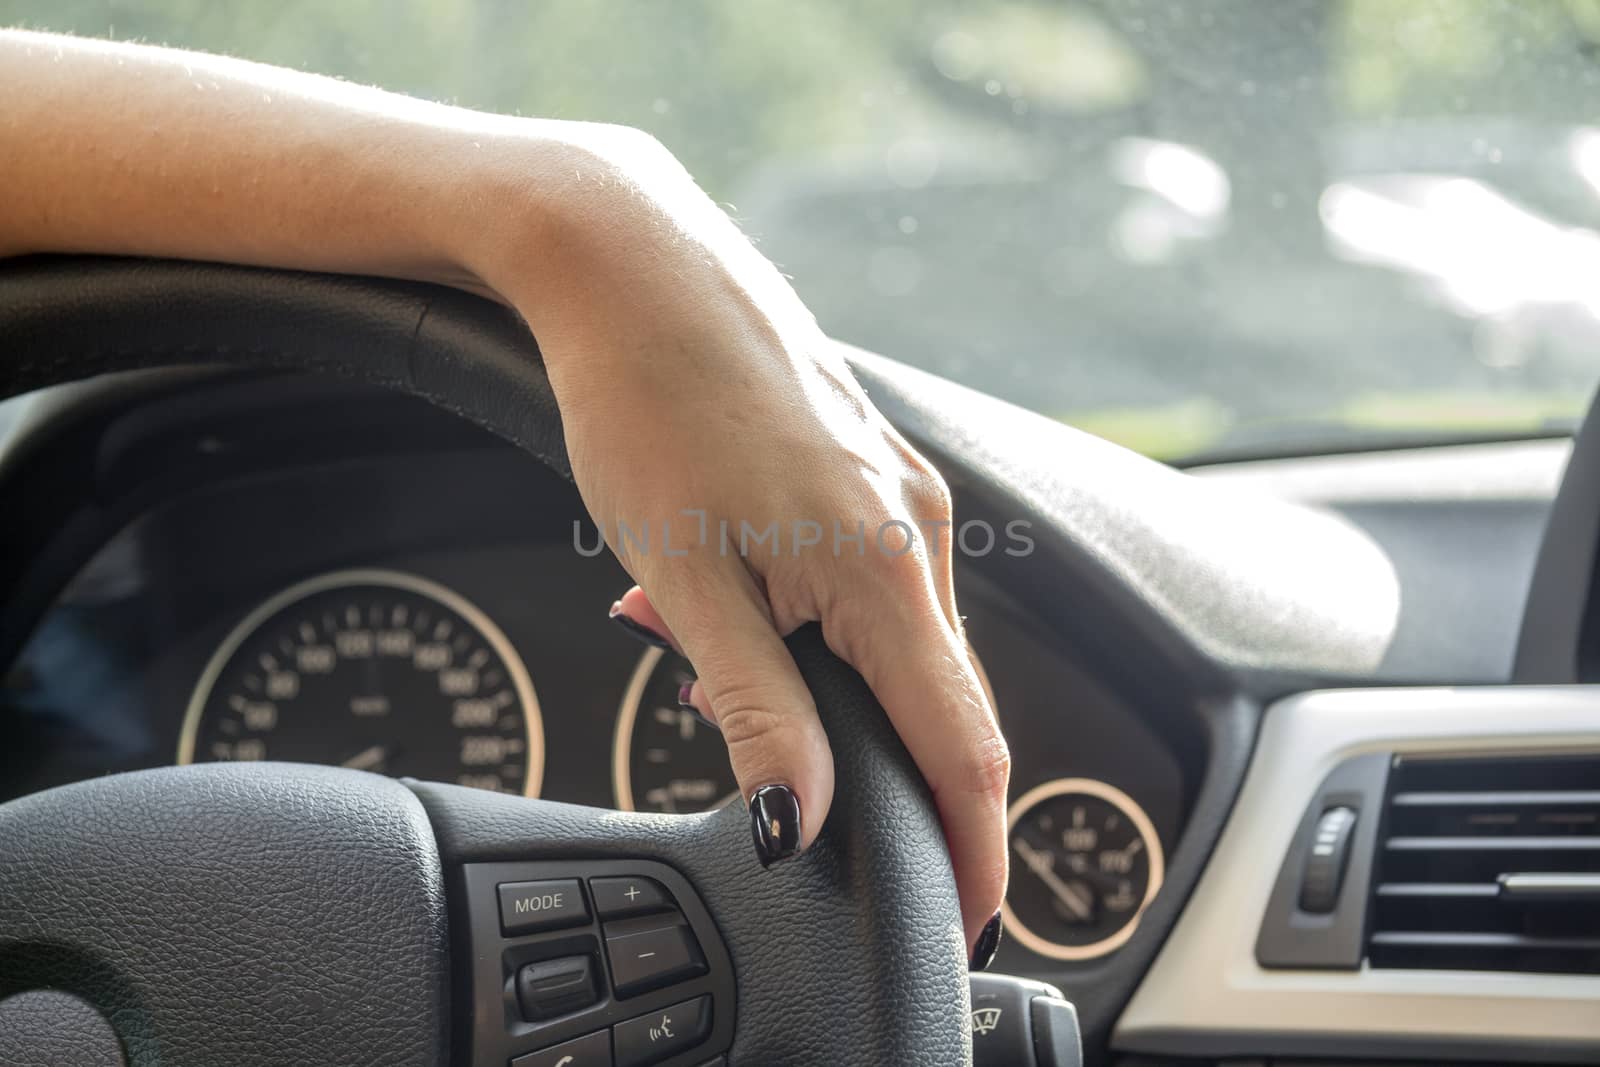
[[970, 911, 1003, 971], [749, 784, 802, 867], [677, 681, 719, 730], [609, 605, 672, 650]]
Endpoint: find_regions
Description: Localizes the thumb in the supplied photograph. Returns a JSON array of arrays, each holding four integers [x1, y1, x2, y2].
[[648, 563, 834, 865]]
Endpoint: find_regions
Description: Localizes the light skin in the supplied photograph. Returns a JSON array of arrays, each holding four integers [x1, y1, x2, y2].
[[0, 29, 1010, 955]]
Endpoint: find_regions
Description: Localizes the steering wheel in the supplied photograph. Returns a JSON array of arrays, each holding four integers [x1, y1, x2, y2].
[[0, 257, 971, 1067]]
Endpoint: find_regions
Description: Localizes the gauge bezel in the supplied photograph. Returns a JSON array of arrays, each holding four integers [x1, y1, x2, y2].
[[178, 567, 545, 797], [1003, 776, 1165, 961], [611, 644, 667, 812]]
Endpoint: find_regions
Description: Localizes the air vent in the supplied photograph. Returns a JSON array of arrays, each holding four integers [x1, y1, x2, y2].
[[1368, 752, 1600, 975]]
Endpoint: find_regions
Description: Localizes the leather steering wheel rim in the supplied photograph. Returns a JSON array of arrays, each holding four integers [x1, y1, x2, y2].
[[0, 255, 971, 1066]]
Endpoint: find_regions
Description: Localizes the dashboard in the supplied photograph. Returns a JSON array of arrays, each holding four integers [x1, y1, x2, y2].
[[8, 257, 1595, 1065], [0, 374, 1190, 975]]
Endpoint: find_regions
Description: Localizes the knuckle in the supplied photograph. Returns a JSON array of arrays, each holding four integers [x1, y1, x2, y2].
[[760, 568, 819, 630], [854, 519, 935, 581], [881, 426, 952, 516], [816, 595, 874, 666], [958, 729, 1013, 802], [872, 548, 932, 594], [905, 465, 954, 520], [711, 688, 804, 750]]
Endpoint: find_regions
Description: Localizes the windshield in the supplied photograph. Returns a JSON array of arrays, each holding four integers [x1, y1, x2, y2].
[[9, 1, 1600, 460]]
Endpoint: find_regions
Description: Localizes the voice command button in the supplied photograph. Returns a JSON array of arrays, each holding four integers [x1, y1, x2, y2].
[[612, 995, 712, 1067]]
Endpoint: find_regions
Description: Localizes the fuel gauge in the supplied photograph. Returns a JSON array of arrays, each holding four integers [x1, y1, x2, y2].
[[1003, 777, 1164, 961]]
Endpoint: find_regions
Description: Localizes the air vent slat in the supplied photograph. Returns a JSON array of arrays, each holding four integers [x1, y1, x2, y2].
[[1391, 790, 1600, 807], [1374, 882, 1499, 898], [1371, 931, 1600, 950], [1386, 836, 1600, 851], [1367, 752, 1600, 976]]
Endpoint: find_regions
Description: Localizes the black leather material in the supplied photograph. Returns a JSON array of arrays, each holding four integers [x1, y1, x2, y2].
[[0, 762, 449, 1067], [0, 257, 970, 1065], [0, 255, 572, 477], [0, 991, 126, 1066], [415, 623, 970, 1067]]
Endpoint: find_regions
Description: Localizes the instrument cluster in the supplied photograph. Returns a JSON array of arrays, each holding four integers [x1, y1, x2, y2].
[[0, 421, 1186, 972], [169, 563, 1180, 963]]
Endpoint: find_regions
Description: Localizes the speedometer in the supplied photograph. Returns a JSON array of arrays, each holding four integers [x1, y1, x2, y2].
[[180, 568, 543, 795]]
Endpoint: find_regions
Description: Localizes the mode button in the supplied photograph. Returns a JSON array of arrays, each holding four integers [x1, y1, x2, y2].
[[498, 879, 589, 935]]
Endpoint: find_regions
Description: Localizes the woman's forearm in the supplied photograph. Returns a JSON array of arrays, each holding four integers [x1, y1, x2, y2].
[[0, 30, 614, 304], [0, 30, 803, 389]]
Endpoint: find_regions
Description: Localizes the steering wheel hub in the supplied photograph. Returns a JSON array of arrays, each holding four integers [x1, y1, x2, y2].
[[0, 762, 449, 1065]]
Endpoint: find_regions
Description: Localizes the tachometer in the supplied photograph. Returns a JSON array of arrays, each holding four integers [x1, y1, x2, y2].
[[1003, 777, 1164, 960], [180, 568, 543, 795], [615, 643, 997, 814], [613, 647, 738, 813]]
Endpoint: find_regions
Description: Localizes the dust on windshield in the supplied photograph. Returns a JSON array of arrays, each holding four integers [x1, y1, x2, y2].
[[8, 0, 1600, 458]]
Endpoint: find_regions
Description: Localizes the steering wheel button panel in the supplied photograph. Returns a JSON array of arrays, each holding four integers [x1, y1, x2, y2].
[[604, 917, 707, 999], [591, 876, 674, 920], [613, 995, 712, 1067], [510, 1029, 612, 1067], [461, 859, 734, 1066], [499, 879, 589, 935]]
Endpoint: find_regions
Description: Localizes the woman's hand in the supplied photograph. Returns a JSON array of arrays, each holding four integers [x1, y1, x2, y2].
[[473, 128, 1010, 961], [0, 32, 1009, 963]]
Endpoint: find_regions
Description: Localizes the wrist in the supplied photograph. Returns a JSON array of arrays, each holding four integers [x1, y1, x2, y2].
[[444, 121, 658, 312], [446, 119, 813, 385]]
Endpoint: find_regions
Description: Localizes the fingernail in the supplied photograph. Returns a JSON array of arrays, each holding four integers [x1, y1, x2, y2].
[[749, 784, 802, 867], [969, 911, 1003, 971], [677, 681, 719, 730], [608, 605, 672, 650]]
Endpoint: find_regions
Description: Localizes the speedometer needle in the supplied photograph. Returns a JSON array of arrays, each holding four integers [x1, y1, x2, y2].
[[1014, 838, 1094, 921], [341, 744, 389, 772]]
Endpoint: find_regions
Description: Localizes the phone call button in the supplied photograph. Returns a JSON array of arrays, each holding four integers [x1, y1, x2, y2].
[[509, 1028, 611, 1067]]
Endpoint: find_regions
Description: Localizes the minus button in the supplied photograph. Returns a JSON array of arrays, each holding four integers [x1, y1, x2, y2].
[[604, 919, 706, 998]]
